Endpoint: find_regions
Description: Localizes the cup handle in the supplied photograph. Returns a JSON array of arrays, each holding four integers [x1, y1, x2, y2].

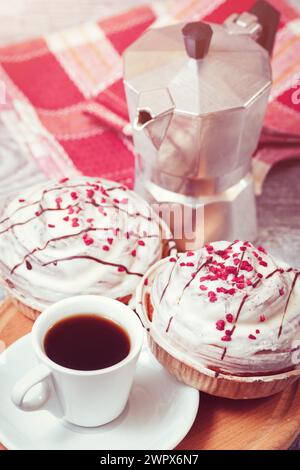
[[11, 364, 62, 416]]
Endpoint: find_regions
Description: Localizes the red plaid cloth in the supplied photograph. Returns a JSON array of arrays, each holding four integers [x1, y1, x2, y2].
[[0, 0, 299, 196]]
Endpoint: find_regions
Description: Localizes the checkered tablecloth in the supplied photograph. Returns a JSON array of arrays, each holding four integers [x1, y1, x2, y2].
[[0, 0, 299, 202]]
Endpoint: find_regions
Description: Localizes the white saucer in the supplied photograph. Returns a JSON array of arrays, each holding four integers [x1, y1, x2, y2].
[[0, 335, 199, 450]]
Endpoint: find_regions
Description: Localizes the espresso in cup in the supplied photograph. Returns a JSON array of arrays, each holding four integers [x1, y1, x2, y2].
[[44, 314, 130, 371], [12, 295, 143, 427]]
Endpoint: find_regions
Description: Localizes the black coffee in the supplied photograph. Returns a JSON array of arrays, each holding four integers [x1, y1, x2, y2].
[[44, 315, 130, 371]]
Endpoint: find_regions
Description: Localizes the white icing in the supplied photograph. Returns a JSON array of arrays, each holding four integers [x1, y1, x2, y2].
[[0, 177, 175, 310], [138, 241, 300, 375]]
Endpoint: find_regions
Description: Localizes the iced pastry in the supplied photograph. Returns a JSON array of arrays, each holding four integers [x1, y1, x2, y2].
[[0, 177, 175, 320], [136, 241, 300, 399]]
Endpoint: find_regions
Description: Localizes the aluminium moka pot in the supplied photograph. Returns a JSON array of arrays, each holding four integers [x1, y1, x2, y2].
[[123, 0, 280, 250]]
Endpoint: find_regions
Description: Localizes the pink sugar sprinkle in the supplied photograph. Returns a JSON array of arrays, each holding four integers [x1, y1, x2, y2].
[[59, 177, 69, 183], [216, 320, 225, 331], [259, 260, 268, 268], [83, 236, 94, 246], [86, 189, 94, 199], [199, 285, 207, 291], [55, 197, 62, 208], [120, 198, 128, 204], [186, 262, 194, 267], [101, 197, 106, 204], [68, 206, 74, 214], [221, 335, 231, 342], [208, 291, 217, 302], [87, 218, 94, 223], [205, 244, 214, 252], [71, 192, 78, 200], [187, 251, 194, 257], [63, 216, 69, 222], [226, 313, 234, 323], [257, 246, 266, 254], [72, 218, 79, 227]]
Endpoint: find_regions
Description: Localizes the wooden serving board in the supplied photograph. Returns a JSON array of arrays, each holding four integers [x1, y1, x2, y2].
[[0, 298, 300, 450]]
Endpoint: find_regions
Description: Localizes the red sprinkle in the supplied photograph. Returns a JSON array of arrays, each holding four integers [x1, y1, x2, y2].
[[186, 262, 194, 267], [68, 206, 74, 214], [48, 224, 55, 228], [257, 246, 266, 254], [225, 329, 232, 336], [131, 249, 137, 257], [118, 266, 126, 272], [180, 262, 186, 267], [259, 315, 266, 322], [86, 189, 94, 199], [102, 245, 110, 251], [216, 320, 225, 331], [205, 245, 214, 253], [87, 218, 94, 224], [208, 291, 217, 303], [59, 177, 69, 183], [138, 240, 145, 246], [107, 238, 113, 245], [248, 334, 256, 340], [199, 285, 207, 291], [72, 218, 79, 227], [259, 260, 268, 268], [63, 216, 69, 222], [169, 258, 177, 263], [55, 197, 62, 208], [221, 335, 231, 342], [144, 278, 149, 286], [256, 329, 260, 334], [83, 236, 94, 246], [279, 288, 285, 296], [257, 273, 263, 279], [187, 251, 194, 257], [71, 192, 78, 200], [226, 313, 234, 323], [18, 199, 25, 203]]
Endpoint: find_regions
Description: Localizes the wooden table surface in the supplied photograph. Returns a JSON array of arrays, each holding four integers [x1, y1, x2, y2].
[[0, 0, 299, 450]]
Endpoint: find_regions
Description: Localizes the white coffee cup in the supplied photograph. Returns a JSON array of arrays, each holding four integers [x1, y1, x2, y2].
[[11, 295, 144, 427]]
